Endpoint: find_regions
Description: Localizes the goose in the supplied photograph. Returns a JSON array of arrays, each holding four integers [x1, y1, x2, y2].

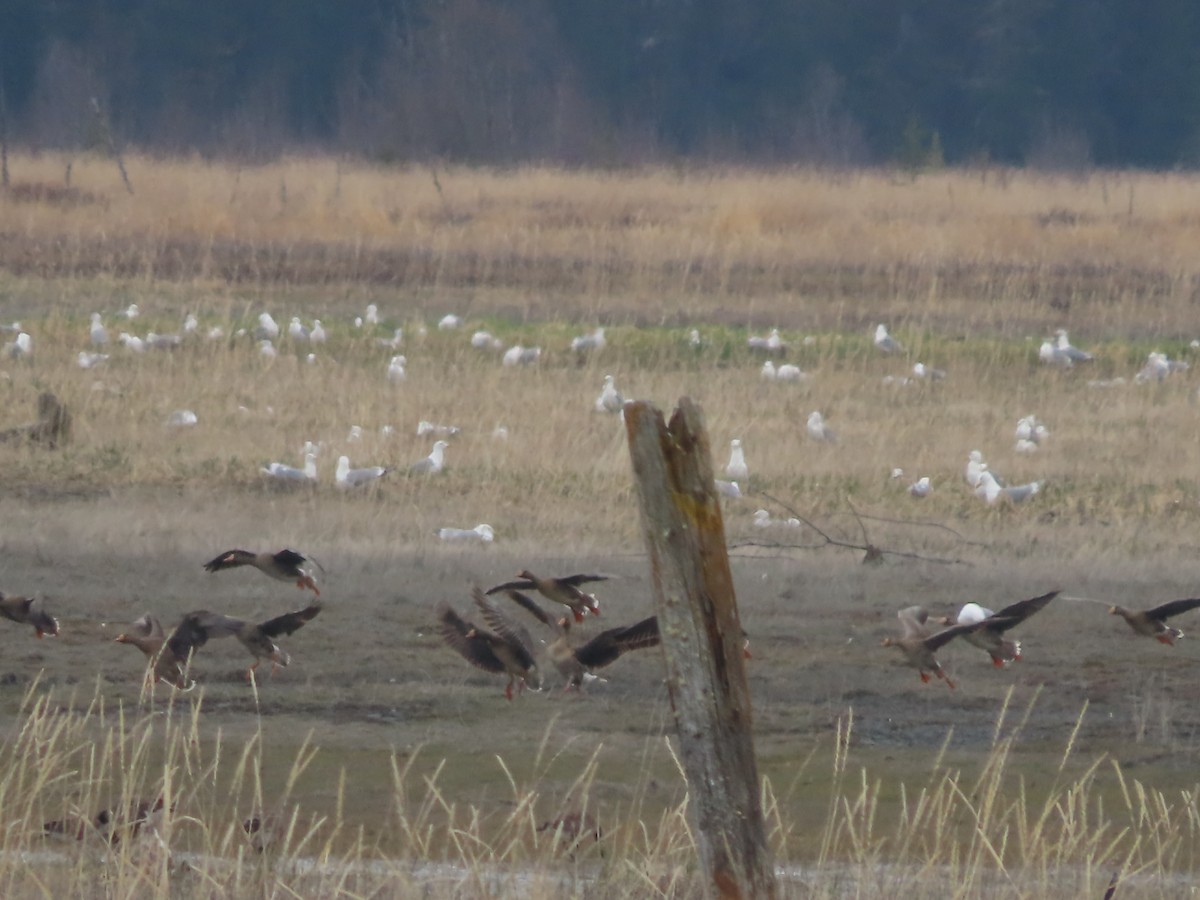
[[174, 604, 322, 681], [940, 590, 1059, 666], [881, 606, 1005, 689], [112, 614, 191, 689], [485, 570, 607, 622], [202, 548, 322, 595], [1109, 598, 1200, 645], [501, 590, 659, 690], [437, 589, 541, 700], [0, 593, 59, 637]]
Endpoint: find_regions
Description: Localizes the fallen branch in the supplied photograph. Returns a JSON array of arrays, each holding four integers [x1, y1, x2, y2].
[[737, 490, 976, 566]]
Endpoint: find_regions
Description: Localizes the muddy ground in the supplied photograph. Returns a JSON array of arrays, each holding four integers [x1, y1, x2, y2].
[[1, 489, 1197, 856]]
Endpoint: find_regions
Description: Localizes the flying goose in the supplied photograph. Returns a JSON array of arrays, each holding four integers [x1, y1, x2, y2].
[[940, 590, 1059, 667], [501, 590, 660, 690], [436, 588, 541, 700], [485, 570, 608, 622], [1109, 598, 1200, 645], [881, 606, 1010, 689], [174, 604, 322, 680], [0, 592, 59, 637], [203, 549, 322, 595]]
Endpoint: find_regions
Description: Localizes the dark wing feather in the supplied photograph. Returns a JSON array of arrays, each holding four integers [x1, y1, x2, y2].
[[472, 588, 536, 655], [556, 573, 610, 588], [484, 579, 536, 595], [272, 549, 308, 569], [923, 619, 1006, 652], [436, 601, 505, 673], [984, 590, 1060, 633], [0, 593, 32, 625], [259, 603, 321, 637], [203, 550, 253, 573], [1144, 597, 1200, 621], [574, 616, 660, 669], [503, 590, 560, 631]]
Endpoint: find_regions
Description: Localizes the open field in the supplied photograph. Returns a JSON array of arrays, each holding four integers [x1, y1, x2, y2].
[[1, 157, 1199, 895]]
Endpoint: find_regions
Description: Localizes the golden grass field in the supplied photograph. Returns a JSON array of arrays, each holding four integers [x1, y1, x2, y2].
[[0, 154, 1199, 896]]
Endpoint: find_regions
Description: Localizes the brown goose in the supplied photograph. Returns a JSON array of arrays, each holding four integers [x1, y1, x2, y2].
[[485, 571, 608, 622], [501, 590, 660, 690], [1110, 598, 1200, 645], [881, 606, 1010, 689], [176, 604, 323, 680], [0, 592, 59, 637], [940, 590, 1060, 667], [112, 614, 191, 689], [203, 549, 322, 596], [437, 588, 542, 699]]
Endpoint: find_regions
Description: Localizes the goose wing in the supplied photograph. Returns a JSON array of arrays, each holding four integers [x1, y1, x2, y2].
[[436, 601, 505, 673], [575, 616, 660, 669], [259, 603, 321, 638], [1144, 597, 1200, 621]]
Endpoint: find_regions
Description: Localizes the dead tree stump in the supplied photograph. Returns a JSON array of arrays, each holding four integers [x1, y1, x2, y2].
[[624, 398, 776, 900]]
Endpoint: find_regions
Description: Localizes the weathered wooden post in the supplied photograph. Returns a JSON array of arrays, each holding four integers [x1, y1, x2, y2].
[[624, 398, 776, 900]]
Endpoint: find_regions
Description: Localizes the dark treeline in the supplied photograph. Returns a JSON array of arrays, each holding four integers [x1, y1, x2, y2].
[[2, 0, 1198, 169]]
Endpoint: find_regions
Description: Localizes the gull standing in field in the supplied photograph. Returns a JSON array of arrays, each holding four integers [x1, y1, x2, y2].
[[409, 440, 448, 475], [594, 375, 624, 413], [762, 361, 806, 382], [387, 355, 406, 383], [183, 313, 198, 335], [167, 410, 198, 427], [965, 450, 987, 487], [261, 450, 318, 483], [377, 328, 404, 349], [6, 332, 31, 358], [724, 439, 749, 481], [912, 362, 945, 381], [908, 476, 931, 498], [288, 317, 309, 341], [437, 524, 494, 543], [255, 313, 280, 340], [121, 303, 139, 320], [1135, 351, 1188, 383], [748, 328, 787, 355], [309, 320, 326, 343], [976, 471, 1040, 504], [715, 479, 742, 499], [365, 304, 380, 326], [90, 313, 108, 346], [77, 351, 109, 369], [438, 313, 462, 330], [336, 455, 393, 488], [806, 411, 837, 443], [571, 327, 606, 353], [259, 340, 277, 359], [472, 330, 503, 350], [417, 421, 461, 438], [1054, 328, 1093, 363], [503, 344, 542, 366], [1014, 415, 1050, 453], [118, 332, 145, 353], [874, 324, 903, 354]]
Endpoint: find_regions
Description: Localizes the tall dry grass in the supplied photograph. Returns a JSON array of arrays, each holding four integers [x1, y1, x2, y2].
[[2, 681, 1195, 897]]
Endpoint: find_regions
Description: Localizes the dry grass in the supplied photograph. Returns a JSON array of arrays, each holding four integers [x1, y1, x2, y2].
[[4, 155, 1200, 332], [3, 682, 1196, 898]]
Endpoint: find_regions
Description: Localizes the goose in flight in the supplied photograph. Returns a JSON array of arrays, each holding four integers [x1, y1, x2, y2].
[[485, 570, 608, 622], [203, 549, 322, 595], [437, 589, 541, 700]]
